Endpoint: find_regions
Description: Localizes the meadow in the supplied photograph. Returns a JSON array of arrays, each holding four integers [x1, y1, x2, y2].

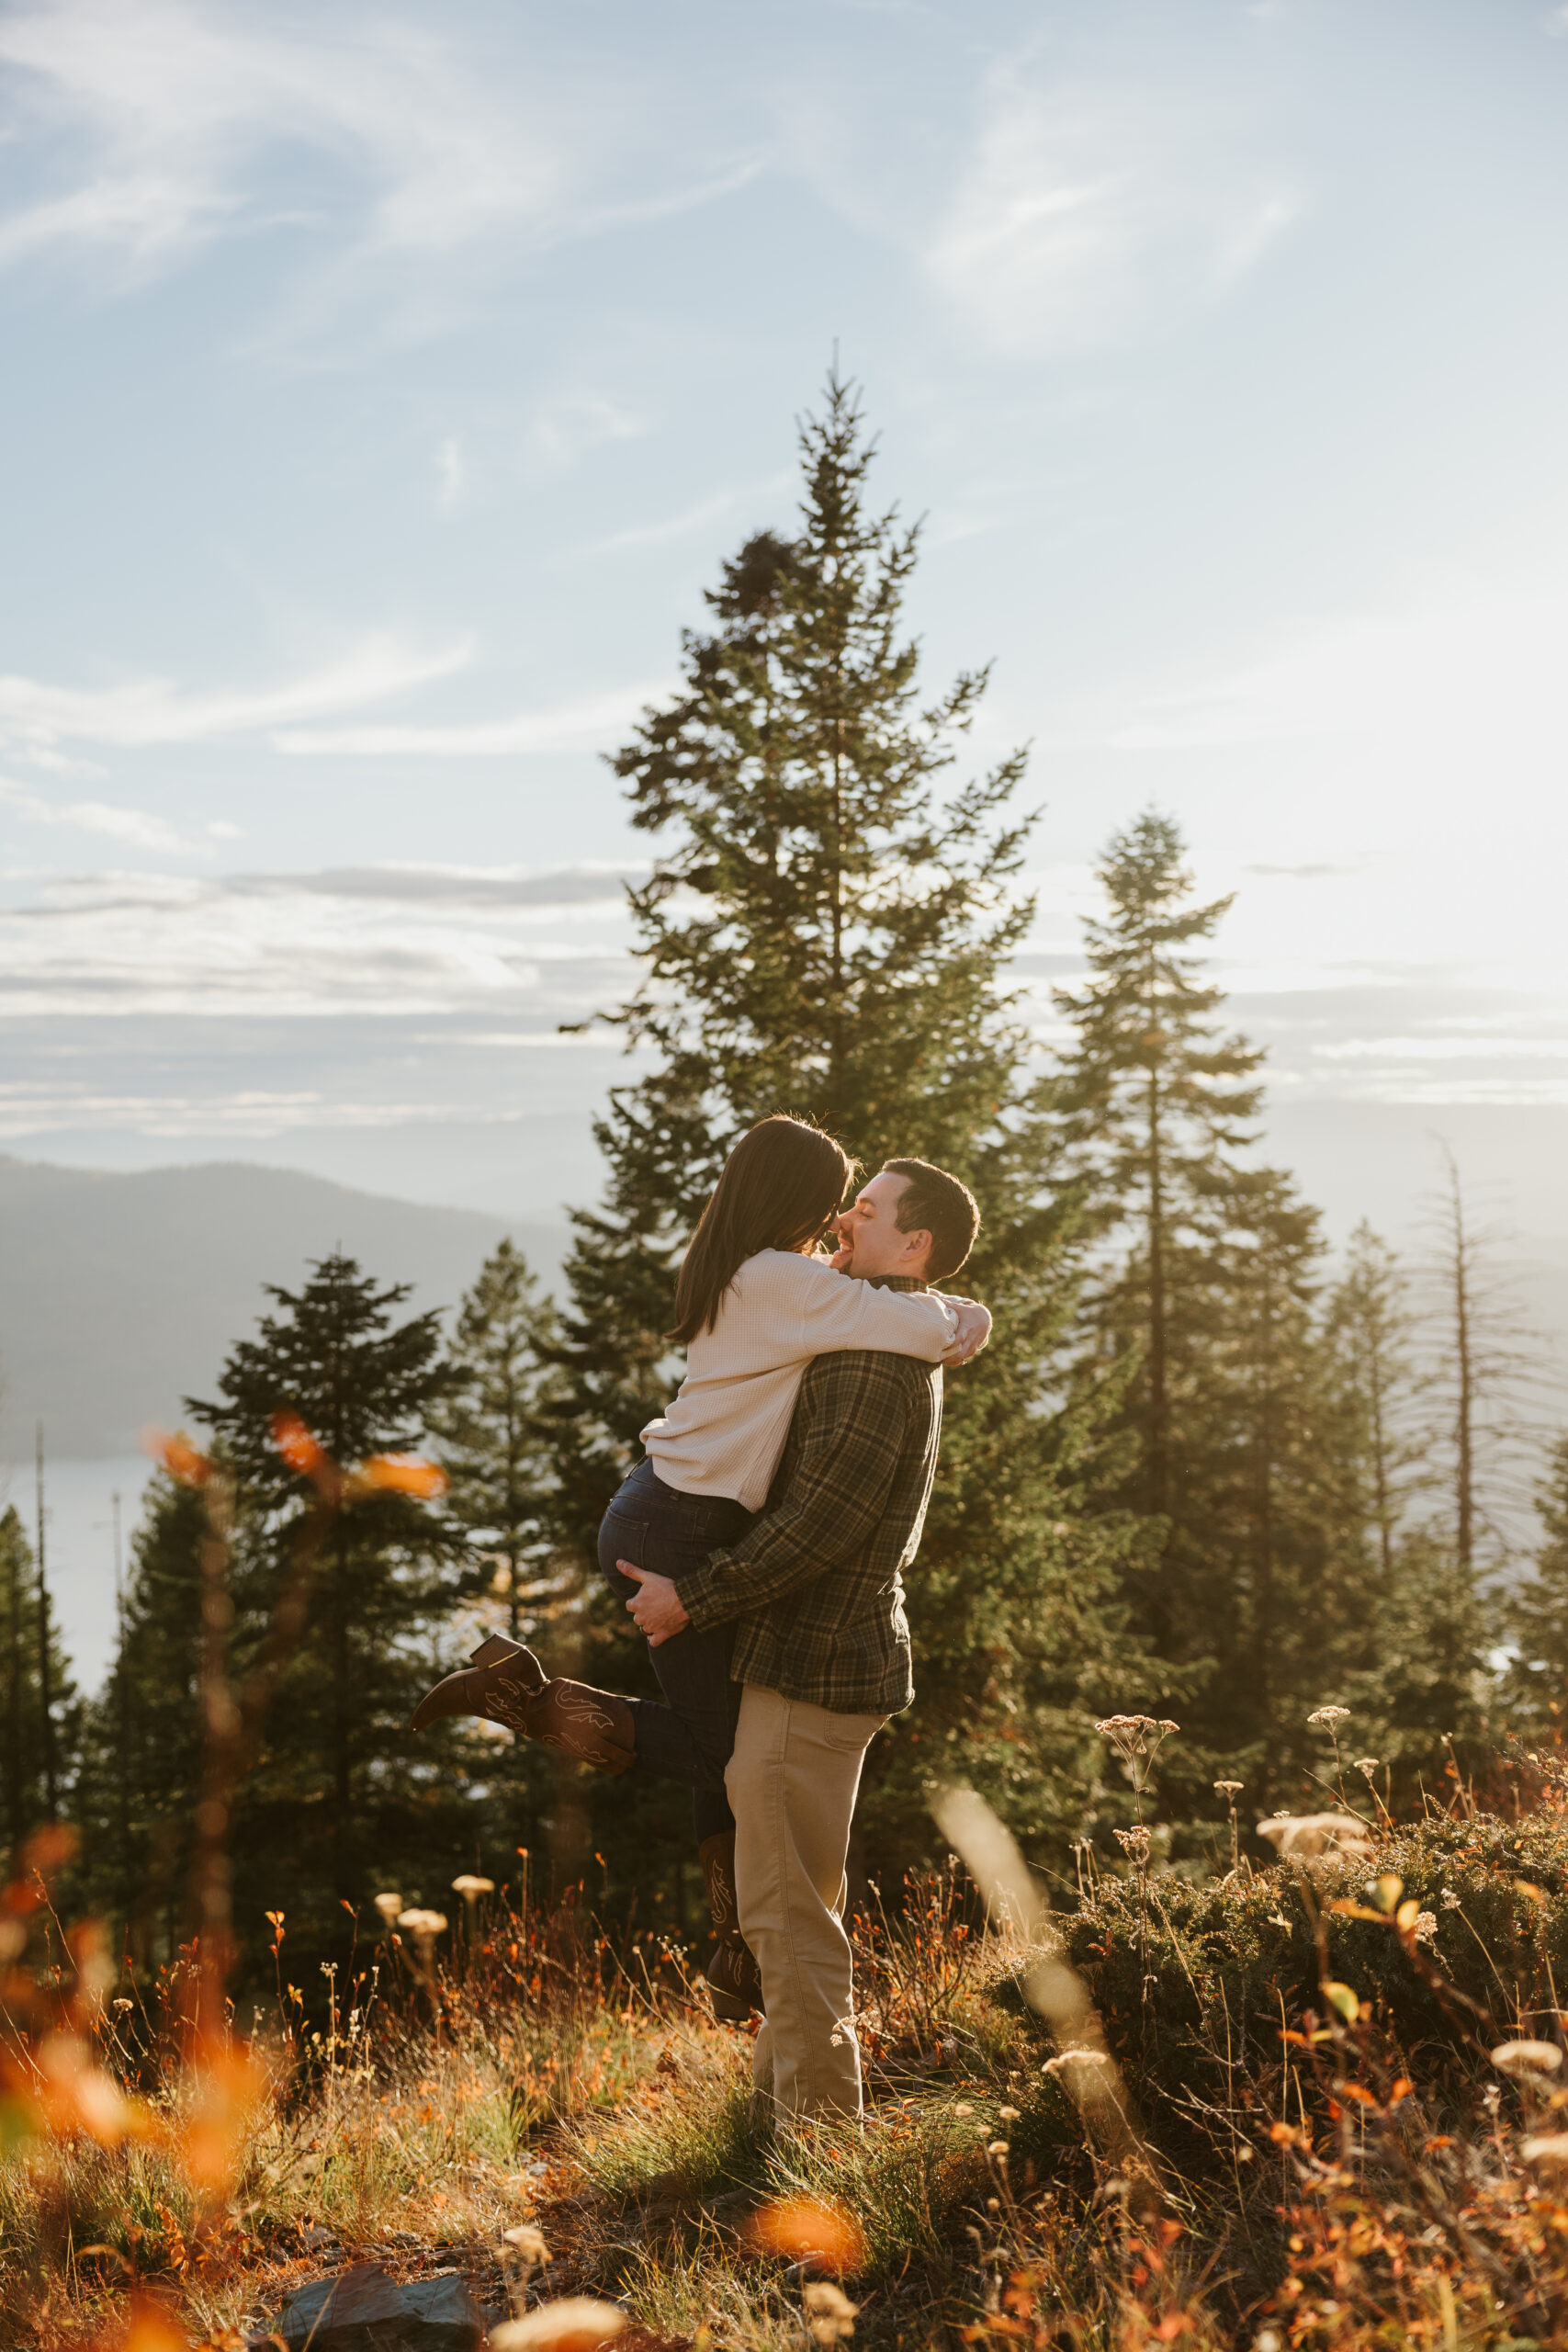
[[6, 1732, 1568, 2352]]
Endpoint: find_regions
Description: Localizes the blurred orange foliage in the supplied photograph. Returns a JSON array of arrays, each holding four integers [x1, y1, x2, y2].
[[743, 2192, 868, 2274], [354, 1453, 448, 1499], [140, 1430, 212, 1487], [270, 1410, 328, 1481]]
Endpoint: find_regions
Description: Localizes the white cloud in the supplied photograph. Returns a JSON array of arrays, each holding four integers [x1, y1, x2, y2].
[[0, 862, 638, 1021], [0, 0, 561, 276], [575, 473, 794, 560], [925, 67, 1302, 352], [0, 0, 761, 336], [0, 775, 197, 854], [529, 391, 650, 469], [434, 436, 464, 511], [0, 634, 470, 752], [274, 677, 671, 757]]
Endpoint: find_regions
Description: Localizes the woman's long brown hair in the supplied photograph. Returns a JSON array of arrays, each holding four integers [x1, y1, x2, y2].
[[671, 1115, 854, 1344]]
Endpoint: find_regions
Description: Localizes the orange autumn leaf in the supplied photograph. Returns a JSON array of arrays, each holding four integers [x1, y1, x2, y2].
[[271, 1411, 329, 1480], [35, 2032, 141, 2146], [175, 2044, 269, 2197], [355, 1453, 448, 1499], [22, 1822, 78, 1884], [743, 2193, 867, 2273], [141, 1428, 212, 1487], [111, 2296, 193, 2352]]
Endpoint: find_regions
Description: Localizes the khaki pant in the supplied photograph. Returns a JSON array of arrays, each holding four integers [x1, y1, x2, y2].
[[725, 1681, 887, 2124]]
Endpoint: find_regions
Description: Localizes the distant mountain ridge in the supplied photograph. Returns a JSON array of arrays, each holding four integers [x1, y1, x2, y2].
[[0, 1156, 567, 1457]]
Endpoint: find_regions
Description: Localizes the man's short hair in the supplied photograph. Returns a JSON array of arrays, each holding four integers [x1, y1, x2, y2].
[[881, 1158, 981, 1283]]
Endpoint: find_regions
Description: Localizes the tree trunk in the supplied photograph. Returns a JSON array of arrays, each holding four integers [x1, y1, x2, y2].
[[1145, 1068, 1169, 1522]]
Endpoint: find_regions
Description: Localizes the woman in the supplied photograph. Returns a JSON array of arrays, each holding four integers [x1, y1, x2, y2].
[[412, 1114, 989, 2019]]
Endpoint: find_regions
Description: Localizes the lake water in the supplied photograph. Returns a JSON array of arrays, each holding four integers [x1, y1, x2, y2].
[[0, 1453, 158, 1694]]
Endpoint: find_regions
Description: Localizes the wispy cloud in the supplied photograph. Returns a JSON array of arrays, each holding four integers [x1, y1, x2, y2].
[[924, 64, 1302, 352], [0, 775, 220, 854], [434, 436, 464, 511], [0, 635, 470, 753], [574, 474, 794, 560], [529, 391, 650, 469], [274, 676, 671, 758], [0, 0, 761, 341], [0, 861, 639, 1021]]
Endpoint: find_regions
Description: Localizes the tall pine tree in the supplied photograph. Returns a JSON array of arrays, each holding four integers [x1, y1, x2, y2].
[[189, 1255, 476, 1966], [1053, 813, 1355, 1815], [1322, 1223, 1428, 1583], [1503, 1435, 1568, 1741], [547, 375, 1149, 1889], [0, 1505, 78, 1871], [74, 1472, 207, 1967], [434, 1239, 561, 1644]]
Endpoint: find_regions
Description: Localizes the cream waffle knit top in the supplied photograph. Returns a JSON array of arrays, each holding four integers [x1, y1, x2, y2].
[[639, 1248, 959, 1511]]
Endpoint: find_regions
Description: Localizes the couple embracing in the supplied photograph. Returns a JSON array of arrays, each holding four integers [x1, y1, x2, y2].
[[413, 1115, 988, 2129]]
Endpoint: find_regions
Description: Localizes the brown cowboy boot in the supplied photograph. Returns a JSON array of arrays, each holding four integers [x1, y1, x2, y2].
[[411, 1633, 547, 1731], [525, 1678, 637, 1774], [411, 1634, 637, 1774], [699, 1829, 764, 2023]]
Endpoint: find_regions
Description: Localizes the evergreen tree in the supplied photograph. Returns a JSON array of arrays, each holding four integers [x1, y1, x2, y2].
[[1502, 1435, 1568, 1741], [1196, 1177, 1336, 1791], [1340, 1527, 1491, 1795], [434, 1240, 560, 1643], [1322, 1223, 1427, 1582], [546, 375, 1150, 1892], [1051, 815, 1377, 1815], [74, 1472, 206, 1966], [430, 1240, 564, 1866], [0, 1505, 79, 1869], [1053, 808, 1266, 1530], [188, 1255, 476, 1966]]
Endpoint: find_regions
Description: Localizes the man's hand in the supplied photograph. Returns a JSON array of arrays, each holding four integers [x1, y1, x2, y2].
[[942, 1299, 992, 1366], [620, 1561, 691, 1649]]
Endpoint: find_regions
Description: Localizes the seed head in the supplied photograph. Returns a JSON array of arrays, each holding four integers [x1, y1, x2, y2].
[[1213, 1780, 1243, 1799], [503, 2223, 550, 2267], [452, 1873, 494, 1899], [1044, 2048, 1107, 2076], [1307, 1705, 1351, 1732], [803, 2283, 860, 2346], [373, 1893, 401, 1924], [489, 2299, 626, 2352], [1491, 2040, 1563, 2078]]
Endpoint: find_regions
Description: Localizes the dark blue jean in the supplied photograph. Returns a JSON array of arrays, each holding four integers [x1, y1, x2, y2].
[[597, 1458, 754, 1844]]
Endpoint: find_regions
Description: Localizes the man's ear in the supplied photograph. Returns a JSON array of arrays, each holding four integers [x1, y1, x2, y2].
[[900, 1224, 933, 1269]]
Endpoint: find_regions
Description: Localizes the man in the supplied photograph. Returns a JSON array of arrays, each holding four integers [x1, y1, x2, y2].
[[622, 1155, 980, 2128]]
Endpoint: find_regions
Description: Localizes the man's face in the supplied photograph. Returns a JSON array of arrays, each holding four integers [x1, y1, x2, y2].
[[835, 1171, 931, 1281]]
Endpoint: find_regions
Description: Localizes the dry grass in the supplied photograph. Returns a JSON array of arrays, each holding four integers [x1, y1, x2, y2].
[[9, 1787, 1568, 2351]]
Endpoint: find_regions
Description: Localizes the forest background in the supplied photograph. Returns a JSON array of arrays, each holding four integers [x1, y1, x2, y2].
[[7, 383, 1565, 1996]]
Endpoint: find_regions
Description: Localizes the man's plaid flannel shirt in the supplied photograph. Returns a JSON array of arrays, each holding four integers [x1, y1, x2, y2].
[[674, 1277, 943, 1714]]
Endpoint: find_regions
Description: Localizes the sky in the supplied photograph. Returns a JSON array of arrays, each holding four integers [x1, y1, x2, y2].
[[6, 0, 1568, 1255]]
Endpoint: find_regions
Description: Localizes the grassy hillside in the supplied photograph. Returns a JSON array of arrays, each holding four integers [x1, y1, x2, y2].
[[6, 1776, 1568, 2351]]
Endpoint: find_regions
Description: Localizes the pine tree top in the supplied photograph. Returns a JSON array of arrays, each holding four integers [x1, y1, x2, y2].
[[592, 369, 1040, 1183]]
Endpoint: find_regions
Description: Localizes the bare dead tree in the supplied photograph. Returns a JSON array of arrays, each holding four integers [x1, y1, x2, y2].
[[1418, 1142, 1559, 1579]]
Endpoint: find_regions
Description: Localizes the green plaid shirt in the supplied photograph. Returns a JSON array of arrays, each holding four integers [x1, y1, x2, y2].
[[676, 1279, 944, 1714]]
